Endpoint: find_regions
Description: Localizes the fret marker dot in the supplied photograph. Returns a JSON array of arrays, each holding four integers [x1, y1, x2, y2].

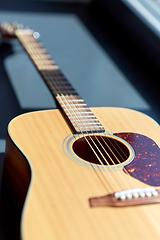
[[33, 31, 40, 39]]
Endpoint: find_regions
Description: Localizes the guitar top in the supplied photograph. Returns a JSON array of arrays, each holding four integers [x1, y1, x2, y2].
[[1, 22, 160, 240]]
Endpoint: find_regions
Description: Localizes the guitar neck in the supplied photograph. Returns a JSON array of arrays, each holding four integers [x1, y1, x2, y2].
[[15, 29, 105, 134]]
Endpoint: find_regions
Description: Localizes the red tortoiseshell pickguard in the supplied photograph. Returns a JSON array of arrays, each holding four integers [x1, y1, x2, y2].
[[114, 132, 160, 186]]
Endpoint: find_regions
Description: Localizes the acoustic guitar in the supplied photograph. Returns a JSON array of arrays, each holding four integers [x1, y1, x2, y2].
[[1, 22, 160, 240]]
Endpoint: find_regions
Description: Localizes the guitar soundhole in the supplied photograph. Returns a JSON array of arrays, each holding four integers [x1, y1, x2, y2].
[[72, 135, 130, 166]]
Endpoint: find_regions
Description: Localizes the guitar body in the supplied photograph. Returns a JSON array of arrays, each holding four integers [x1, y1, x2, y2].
[[3, 107, 160, 240]]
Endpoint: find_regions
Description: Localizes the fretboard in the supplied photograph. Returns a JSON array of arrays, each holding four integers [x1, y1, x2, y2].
[[16, 29, 105, 134]]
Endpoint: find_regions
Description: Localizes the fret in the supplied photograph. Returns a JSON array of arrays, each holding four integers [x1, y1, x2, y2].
[[46, 75, 70, 81], [15, 29, 105, 134], [44, 81, 71, 87], [75, 122, 102, 128], [18, 38, 39, 46], [41, 70, 64, 77], [44, 74, 66, 79], [46, 80, 70, 87], [55, 80, 71, 85], [41, 75, 62, 81], [64, 112, 93, 116], [51, 83, 72, 88], [42, 75, 66, 82], [71, 119, 103, 126], [18, 35, 35, 41], [29, 56, 53, 65], [40, 66, 59, 71], [20, 41, 42, 48], [21, 42, 43, 48], [61, 103, 87, 107], [38, 65, 60, 71], [26, 48, 47, 55], [61, 104, 90, 109], [43, 84, 75, 94], [50, 87, 77, 94], [78, 126, 104, 129], [35, 64, 56, 69], [33, 59, 55, 65], [73, 126, 104, 134], [36, 63, 56, 69], [76, 123, 102, 126], [63, 106, 89, 110], [74, 125, 99, 130], [58, 94, 81, 98], [62, 99, 85, 103], [30, 54, 52, 60], [44, 72, 63, 77], [75, 119, 99, 123], [57, 95, 84, 101], [64, 111, 92, 116], [24, 44, 46, 51], [67, 114, 96, 118], [58, 99, 86, 105], [47, 81, 73, 89], [16, 29, 34, 35], [63, 109, 91, 114], [43, 81, 69, 88], [61, 104, 88, 109]]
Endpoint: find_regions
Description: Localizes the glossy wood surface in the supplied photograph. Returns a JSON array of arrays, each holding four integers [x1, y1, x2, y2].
[[4, 107, 160, 240]]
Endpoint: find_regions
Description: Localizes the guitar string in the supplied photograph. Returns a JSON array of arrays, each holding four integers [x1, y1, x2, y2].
[[42, 70, 133, 192], [33, 38, 141, 191], [47, 75, 122, 192], [19, 36, 117, 193], [23, 34, 134, 181], [56, 88, 133, 190], [46, 74, 122, 193], [50, 71, 146, 191], [5, 25, 157, 231], [19, 32, 143, 192], [18, 31, 142, 191], [17, 33, 119, 193], [59, 90, 140, 190], [53, 75, 140, 190], [23, 32, 142, 187], [0, 25, 116, 192], [57, 82, 143, 190], [17, 31, 142, 193], [3, 25, 152, 229], [20, 32, 140, 192], [48, 71, 133, 190], [6, 24, 157, 231]]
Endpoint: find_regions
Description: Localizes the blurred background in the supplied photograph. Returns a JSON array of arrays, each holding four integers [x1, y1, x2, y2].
[[0, 0, 159, 239]]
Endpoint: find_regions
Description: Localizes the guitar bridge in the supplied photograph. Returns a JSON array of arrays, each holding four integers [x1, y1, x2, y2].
[[89, 188, 160, 207]]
